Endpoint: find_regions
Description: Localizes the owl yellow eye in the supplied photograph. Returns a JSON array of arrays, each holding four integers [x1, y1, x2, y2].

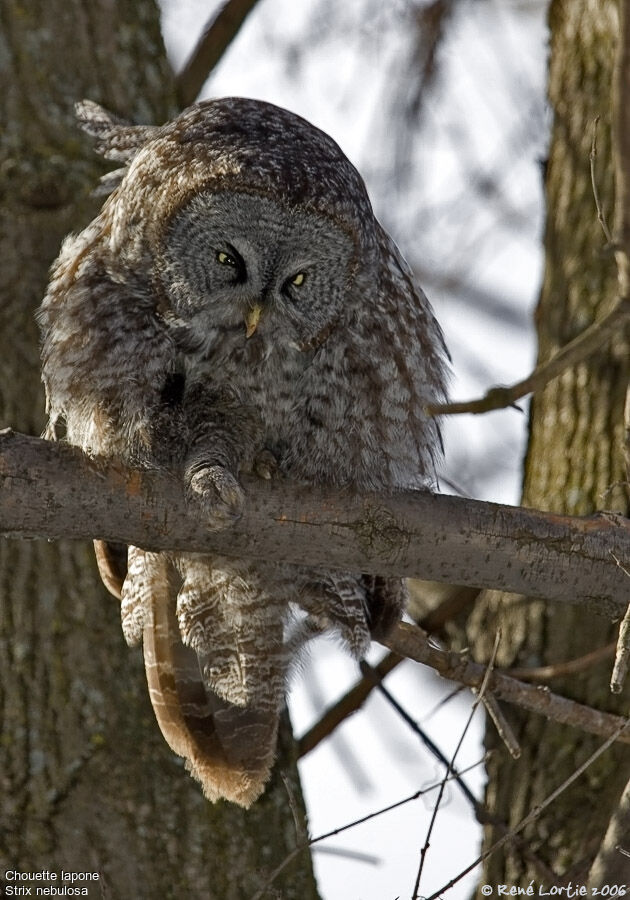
[[217, 250, 237, 267], [282, 271, 307, 299]]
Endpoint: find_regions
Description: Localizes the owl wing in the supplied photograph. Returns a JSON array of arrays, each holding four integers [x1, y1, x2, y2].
[[120, 547, 280, 808]]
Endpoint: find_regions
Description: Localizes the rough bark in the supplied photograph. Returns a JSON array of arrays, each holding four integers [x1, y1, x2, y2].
[[0, 3, 319, 898], [469, 0, 630, 888], [3, 431, 630, 618]]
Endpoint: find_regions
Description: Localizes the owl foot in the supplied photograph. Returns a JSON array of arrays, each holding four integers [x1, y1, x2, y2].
[[185, 464, 245, 530], [252, 448, 278, 481]]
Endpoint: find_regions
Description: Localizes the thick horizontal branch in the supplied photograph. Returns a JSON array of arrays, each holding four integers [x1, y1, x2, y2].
[[2, 430, 630, 618]]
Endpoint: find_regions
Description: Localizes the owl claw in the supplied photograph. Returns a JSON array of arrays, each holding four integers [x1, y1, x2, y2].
[[186, 465, 245, 530], [253, 448, 278, 481]]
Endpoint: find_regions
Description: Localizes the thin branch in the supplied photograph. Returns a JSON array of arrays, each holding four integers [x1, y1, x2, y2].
[[508, 641, 616, 682], [297, 652, 401, 758], [425, 718, 630, 900], [382, 623, 630, 746], [591, 116, 614, 244], [176, 0, 262, 108], [430, 107, 630, 421], [588, 774, 630, 886], [478, 693, 521, 759], [614, 0, 630, 298], [360, 661, 478, 808], [369, 668, 556, 883], [610, 553, 630, 693], [428, 298, 630, 416], [311, 845, 379, 865], [413, 631, 500, 898], [249, 758, 487, 900], [297, 587, 478, 758], [3, 431, 630, 619]]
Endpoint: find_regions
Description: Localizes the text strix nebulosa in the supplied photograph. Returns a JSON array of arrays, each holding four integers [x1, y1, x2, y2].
[[38, 97, 448, 807]]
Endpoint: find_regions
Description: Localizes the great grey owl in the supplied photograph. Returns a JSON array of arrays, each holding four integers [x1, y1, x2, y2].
[[39, 98, 448, 807]]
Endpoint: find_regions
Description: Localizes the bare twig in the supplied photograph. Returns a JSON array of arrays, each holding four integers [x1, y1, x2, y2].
[[298, 587, 478, 758], [429, 104, 630, 422], [297, 652, 401, 758], [359, 661, 478, 808], [614, 0, 630, 298], [588, 774, 630, 886], [508, 641, 616, 682], [425, 718, 630, 900], [176, 0, 262, 108], [249, 758, 487, 900], [610, 553, 630, 693], [281, 773, 308, 847], [427, 298, 630, 416], [591, 116, 614, 244], [304, 651, 553, 882], [360, 662, 553, 878], [479, 693, 521, 759], [382, 623, 630, 746], [412, 631, 500, 898], [3, 431, 630, 619]]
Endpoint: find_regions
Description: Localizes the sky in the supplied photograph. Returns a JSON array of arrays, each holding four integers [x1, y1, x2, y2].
[[157, 1, 550, 896]]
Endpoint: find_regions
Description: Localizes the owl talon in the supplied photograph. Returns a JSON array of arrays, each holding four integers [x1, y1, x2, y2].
[[253, 448, 278, 481], [186, 465, 245, 530]]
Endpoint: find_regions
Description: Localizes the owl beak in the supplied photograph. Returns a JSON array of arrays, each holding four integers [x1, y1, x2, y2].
[[244, 304, 262, 338]]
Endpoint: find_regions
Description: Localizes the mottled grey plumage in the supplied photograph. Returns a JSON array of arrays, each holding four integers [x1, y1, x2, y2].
[[39, 98, 448, 806]]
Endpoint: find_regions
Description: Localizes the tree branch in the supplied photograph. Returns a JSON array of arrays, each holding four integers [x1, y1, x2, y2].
[[3, 429, 629, 759], [614, 0, 630, 297], [427, 298, 630, 416], [610, 0, 630, 700], [429, 86, 630, 422], [588, 774, 630, 886], [176, 0, 262, 108], [297, 587, 478, 758], [2, 430, 630, 618], [382, 623, 630, 748]]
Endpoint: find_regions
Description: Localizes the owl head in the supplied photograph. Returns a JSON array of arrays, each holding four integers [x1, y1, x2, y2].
[[90, 98, 381, 354]]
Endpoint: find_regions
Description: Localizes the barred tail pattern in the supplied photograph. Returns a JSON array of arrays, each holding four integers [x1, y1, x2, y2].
[[122, 548, 280, 808]]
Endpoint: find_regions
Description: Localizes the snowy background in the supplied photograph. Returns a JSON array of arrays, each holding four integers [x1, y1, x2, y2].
[[157, 1, 549, 896]]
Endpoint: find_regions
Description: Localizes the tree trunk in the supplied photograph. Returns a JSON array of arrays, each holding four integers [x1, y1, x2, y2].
[[469, 0, 630, 887], [0, 3, 319, 897]]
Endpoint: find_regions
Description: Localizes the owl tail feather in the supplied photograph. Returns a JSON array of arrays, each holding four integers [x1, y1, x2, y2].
[[136, 552, 278, 808]]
